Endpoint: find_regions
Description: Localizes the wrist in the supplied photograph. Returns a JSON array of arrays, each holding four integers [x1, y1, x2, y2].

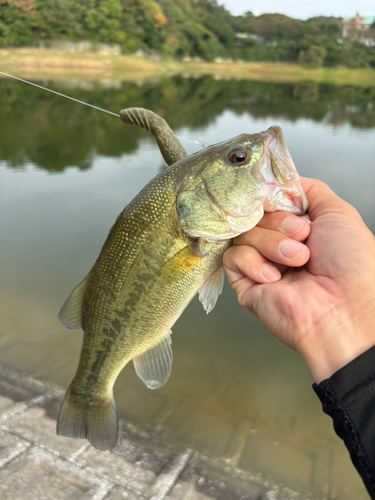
[[296, 307, 375, 384]]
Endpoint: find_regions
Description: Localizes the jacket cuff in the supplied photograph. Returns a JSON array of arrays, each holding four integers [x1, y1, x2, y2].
[[313, 344, 375, 499], [313, 344, 375, 404]]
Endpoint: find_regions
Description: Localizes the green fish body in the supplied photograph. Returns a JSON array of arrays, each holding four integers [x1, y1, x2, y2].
[[57, 108, 307, 450]]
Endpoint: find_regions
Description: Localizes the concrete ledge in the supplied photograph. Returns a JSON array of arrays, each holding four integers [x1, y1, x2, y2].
[[0, 363, 315, 500]]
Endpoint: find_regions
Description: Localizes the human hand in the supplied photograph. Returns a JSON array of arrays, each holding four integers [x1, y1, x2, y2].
[[223, 178, 375, 383]]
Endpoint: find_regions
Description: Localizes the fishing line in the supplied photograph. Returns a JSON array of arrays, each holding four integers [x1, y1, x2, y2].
[[0, 70, 121, 117], [0, 70, 209, 147], [175, 135, 211, 148]]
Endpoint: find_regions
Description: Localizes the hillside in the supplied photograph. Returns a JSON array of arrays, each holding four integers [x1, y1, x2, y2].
[[0, 0, 374, 68]]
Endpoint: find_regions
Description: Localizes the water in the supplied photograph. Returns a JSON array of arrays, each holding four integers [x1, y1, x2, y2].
[[0, 76, 374, 498]]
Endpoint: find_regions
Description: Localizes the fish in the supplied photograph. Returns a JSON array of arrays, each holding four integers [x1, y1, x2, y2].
[[56, 108, 308, 450]]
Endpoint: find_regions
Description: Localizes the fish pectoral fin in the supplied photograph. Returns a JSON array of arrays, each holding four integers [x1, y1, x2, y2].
[[58, 276, 88, 330], [199, 267, 225, 314], [133, 331, 173, 390]]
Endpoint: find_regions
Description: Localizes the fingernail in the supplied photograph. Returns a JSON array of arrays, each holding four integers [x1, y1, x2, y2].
[[280, 239, 306, 259], [282, 216, 305, 235], [262, 263, 281, 281]]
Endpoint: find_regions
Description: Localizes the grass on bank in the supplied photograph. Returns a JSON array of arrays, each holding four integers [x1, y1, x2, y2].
[[1, 48, 374, 86]]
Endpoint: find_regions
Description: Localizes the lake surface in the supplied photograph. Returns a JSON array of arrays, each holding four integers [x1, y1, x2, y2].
[[0, 76, 374, 498]]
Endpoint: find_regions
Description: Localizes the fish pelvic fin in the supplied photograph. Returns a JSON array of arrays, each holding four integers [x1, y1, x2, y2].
[[56, 387, 119, 451], [199, 267, 225, 314], [133, 331, 173, 389]]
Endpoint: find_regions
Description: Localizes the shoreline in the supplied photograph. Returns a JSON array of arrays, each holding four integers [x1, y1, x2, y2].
[[0, 360, 314, 499], [1, 48, 374, 86]]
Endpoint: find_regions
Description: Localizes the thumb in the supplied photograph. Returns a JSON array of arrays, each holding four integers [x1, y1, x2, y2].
[[300, 177, 345, 222]]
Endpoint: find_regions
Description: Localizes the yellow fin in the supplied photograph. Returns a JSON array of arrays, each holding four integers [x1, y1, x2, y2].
[[58, 277, 88, 330]]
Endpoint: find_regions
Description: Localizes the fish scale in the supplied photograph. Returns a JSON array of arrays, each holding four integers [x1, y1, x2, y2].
[[56, 107, 307, 451]]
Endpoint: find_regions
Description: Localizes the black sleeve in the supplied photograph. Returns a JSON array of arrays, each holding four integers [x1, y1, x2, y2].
[[313, 345, 375, 499]]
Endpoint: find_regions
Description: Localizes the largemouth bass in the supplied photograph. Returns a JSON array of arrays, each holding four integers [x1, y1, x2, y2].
[[57, 108, 308, 450]]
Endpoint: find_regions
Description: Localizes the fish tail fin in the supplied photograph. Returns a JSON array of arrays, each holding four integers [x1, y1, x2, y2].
[[56, 386, 119, 450]]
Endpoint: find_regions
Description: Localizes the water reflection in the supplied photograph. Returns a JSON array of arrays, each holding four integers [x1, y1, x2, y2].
[[0, 77, 374, 172], [0, 76, 374, 498]]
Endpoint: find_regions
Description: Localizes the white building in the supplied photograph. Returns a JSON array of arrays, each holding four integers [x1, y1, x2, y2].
[[342, 14, 375, 46]]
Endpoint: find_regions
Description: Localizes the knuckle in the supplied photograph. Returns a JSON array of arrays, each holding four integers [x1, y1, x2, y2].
[[223, 246, 237, 269]]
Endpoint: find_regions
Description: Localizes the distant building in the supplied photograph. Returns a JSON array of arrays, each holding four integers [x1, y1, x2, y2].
[[342, 14, 375, 46], [236, 33, 266, 45]]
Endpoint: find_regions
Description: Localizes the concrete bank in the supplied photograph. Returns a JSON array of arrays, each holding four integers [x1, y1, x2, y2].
[[0, 362, 314, 500]]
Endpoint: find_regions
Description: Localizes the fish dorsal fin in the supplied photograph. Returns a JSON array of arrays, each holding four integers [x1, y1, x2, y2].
[[133, 332, 173, 389], [58, 277, 88, 330], [199, 267, 225, 314]]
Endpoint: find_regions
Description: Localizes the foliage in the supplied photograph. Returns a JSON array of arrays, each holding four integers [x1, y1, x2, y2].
[[0, 1, 40, 46], [252, 13, 303, 40], [0, 0, 374, 68], [42, 0, 83, 40], [304, 16, 341, 37], [298, 44, 327, 67], [1, 76, 374, 172]]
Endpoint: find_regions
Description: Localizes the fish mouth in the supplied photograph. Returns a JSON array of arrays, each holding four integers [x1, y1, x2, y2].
[[261, 126, 308, 215]]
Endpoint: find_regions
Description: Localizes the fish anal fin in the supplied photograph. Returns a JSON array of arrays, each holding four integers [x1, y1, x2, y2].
[[133, 331, 173, 389], [199, 267, 225, 314], [56, 387, 119, 450], [58, 277, 88, 330]]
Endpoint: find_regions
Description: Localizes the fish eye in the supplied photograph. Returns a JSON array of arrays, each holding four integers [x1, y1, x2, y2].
[[227, 148, 249, 165]]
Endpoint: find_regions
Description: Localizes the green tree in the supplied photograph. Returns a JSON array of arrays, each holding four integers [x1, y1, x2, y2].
[[131, 0, 168, 51], [195, 33, 221, 60], [232, 11, 255, 34], [253, 13, 303, 40], [0, 1, 40, 45], [194, 0, 235, 49], [298, 44, 327, 66], [78, 0, 123, 43], [344, 42, 373, 68], [42, 0, 82, 39], [304, 16, 341, 37], [0, 0, 373, 67]]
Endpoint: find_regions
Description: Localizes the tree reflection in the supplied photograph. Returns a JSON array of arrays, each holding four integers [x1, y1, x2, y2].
[[0, 76, 374, 172]]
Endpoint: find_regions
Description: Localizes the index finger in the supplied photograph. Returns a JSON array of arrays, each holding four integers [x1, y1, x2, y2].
[[257, 211, 310, 240]]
